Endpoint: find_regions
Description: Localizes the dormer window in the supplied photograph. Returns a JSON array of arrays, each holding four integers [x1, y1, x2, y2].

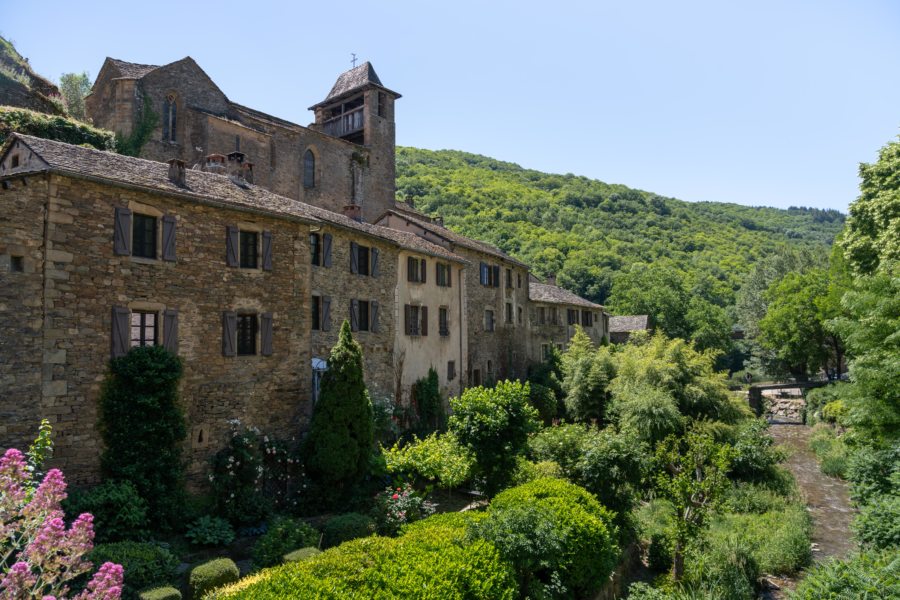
[[162, 94, 177, 143]]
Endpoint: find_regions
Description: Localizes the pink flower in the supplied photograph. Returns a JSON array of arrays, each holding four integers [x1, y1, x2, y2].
[[391, 493, 399, 500]]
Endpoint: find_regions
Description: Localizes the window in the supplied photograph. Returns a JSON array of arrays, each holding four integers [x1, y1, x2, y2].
[[538, 306, 546, 325], [310, 233, 321, 265], [581, 310, 593, 327], [448, 360, 456, 381], [303, 150, 315, 188], [234, 135, 241, 152], [518, 306, 523, 324], [240, 231, 258, 268], [162, 94, 177, 142], [237, 314, 258, 355], [479, 262, 501, 287], [541, 343, 551, 361], [506, 302, 513, 324], [517, 273, 522, 288], [407, 256, 427, 283], [567, 309, 578, 325], [473, 369, 482, 387], [132, 214, 157, 259], [311, 295, 321, 330], [130, 311, 157, 347], [11, 155, 19, 168], [506, 268, 513, 288], [377, 92, 386, 117], [404, 304, 428, 336], [550, 307, 559, 325], [485, 310, 495, 332], [487, 360, 493, 377], [350, 242, 378, 276], [10, 256, 23, 272], [436, 262, 452, 287], [356, 245, 370, 276], [439, 307, 449, 337], [351, 299, 372, 332]]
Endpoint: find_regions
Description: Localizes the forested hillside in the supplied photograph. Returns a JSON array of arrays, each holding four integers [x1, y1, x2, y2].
[[396, 147, 844, 310]]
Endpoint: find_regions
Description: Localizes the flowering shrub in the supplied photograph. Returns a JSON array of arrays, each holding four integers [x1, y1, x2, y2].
[[0, 447, 123, 599], [371, 484, 435, 536], [209, 420, 305, 525]]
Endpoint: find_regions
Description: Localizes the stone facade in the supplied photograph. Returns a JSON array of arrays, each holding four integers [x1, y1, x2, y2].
[[86, 58, 399, 225]]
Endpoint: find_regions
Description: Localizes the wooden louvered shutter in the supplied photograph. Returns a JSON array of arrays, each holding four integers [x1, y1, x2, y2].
[[370, 301, 379, 333], [408, 257, 415, 281], [420, 259, 426, 283], [492, 265, 500, 288], [448, 265, 452, 287], [404, 304, 412, 335], [111, 306, 130, 359], [163, 309, 179, 354], [322, 296, 331, 331], [350, 299, 360, 332], [371, 247, 379, 277], [260, 313, 273, 356], [322, 233, 333, 267], [113, 207, 132, 255], [262, 231, 273, 271], [161, 215, 177, 261], [421, 306, 428, 337], [350, 242, 359, 274], [222, 311, 237, 356], [226, 226, 239, 267]]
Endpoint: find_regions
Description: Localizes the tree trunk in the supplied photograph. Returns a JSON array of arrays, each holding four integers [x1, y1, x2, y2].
[[672, 540, 685, 581]]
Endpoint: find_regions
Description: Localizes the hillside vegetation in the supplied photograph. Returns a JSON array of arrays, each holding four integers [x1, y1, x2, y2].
[[0, 35, 65, 115], [396, 147, 844, 309]]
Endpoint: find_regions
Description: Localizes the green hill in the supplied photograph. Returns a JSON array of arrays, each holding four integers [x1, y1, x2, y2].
[[396, 147, 844, 309], [0, 35, 65, 115]]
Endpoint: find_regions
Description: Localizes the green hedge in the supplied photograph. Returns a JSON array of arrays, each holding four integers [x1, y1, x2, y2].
[[0, 106, 117, 150], [282, 547, 321, 563], [89, 541, 179, 600], [322, 512, 376, 548], [251, 517, 319, 569], [139, 587, 181, 600], [190, 558, 240, 599]]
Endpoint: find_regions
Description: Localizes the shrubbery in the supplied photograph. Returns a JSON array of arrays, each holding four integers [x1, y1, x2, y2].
[[138, 587, 181, 600], [251, 517, 319, 569], [729, 418, 786, 483], [382, 431, 473, 490], [189, 558, 240, 600], [0, 106, 117, 150], [575, 427, 647, 525], [790, 551, 900, 599], [322, 513, 375, 548], [853, 494, 900, 550], [184, 515, 235, 547], [64, 480, 149, 543], [528, 423, 595, 475], [371, 483, 435, 536], [807, 424, 849, 478], [89, 541, 179, 600]]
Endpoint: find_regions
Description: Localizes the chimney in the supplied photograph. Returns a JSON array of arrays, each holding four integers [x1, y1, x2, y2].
[[434, 216, 444, 227], [201, 154, 227, 175], [343, 203, 362, 222], [241, 162, 254, 184], [167, 158, 186, 187], [546, 275, 557, 286], [226, 151, 246, 179]]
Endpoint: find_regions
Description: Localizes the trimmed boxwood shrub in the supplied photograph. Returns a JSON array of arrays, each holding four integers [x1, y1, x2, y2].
[[89, 541, 179, 600], [211, 529, 516, 599], [322, 512, 376, 548], [138, 587, 181, 600], [251, 516, 319, 569], [283, 547, 321, 563], [489, 478, 619, 597], [64, 479, 149, 543], [189, 558, 240, 600]]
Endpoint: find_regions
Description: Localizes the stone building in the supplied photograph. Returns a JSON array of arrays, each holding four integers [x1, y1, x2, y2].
[[85, 57, 399, 224], [608, 315, 651, 344], [528, 277, 608, 362], [376, 204, 531, 387], [0, 134, 452, 482]]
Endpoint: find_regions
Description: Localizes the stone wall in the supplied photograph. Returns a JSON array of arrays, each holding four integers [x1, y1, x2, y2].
[[1, 171, 314, 483], [528, 302, 607, 362]]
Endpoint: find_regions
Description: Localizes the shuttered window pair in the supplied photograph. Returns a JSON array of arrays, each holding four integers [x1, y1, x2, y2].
[[113, 207, 176, 261], [310, 233, 333, 267], [581, 310, 593, 327], [404, 305, 428, 336], [407, 256, 427, 283], [311, 295, 331, 331], [478, 262, 500, 287], [110, 306, 178, 359], [436, 263, 452, 287], [226, 226, 273, 270], [350, 242, 379, 277], [350, 299, 379, 333], [567, 309, 578, 325], [222, 311, 273, 357]]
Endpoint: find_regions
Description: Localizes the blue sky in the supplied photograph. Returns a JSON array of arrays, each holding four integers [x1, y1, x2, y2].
[[5, 0, 899, 212]]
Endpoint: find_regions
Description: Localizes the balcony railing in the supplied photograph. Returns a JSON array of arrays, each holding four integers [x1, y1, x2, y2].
[[323, 107, 364, 138]]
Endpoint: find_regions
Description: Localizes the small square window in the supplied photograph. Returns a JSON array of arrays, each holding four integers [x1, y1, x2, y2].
[[240, 231, 258, 268], [130, 311, 157, 347], [10, 256, 24, 272], [132, 214, 157, 259], [237, 314, 258, 355]]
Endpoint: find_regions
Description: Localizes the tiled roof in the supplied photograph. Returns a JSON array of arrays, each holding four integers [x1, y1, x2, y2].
[[383, 209, 528, 268], [2, 134, 465, 263], [529, 282, 602, 309], [310, 62, 400, 108], [106, 58, 159, 79], [608, 315, 650, 333]]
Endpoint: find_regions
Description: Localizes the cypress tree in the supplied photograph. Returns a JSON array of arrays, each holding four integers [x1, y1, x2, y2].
[[305, 321, 374, 485]]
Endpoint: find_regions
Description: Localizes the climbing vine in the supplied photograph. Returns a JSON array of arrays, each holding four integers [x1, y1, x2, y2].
[[116, 92, 158, 156]]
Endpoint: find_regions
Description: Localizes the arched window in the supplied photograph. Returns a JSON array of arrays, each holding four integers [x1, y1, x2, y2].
[[162, 94, 177, 143], [303, 149, 315, 188]]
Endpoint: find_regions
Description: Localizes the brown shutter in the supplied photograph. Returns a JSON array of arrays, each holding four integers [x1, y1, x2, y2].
[[408, 257, 416, 281], [161, 215, 177, 261], [448, 265, 452, 287], [420, 259, 427, 284], [261, 231, 273, 271], [113, 207, 132, 255], [350, 299, 360, 332], [404, 304, 412, 335], [260, 312, 273, 356], [226, 226, 239, 267], [492, 265, 500, 288], [110, 306, 130, 359], [323, 233, 333, 267], [370, 300, 379, 333], [350, 241, 359, 274], [222, 311, 237, 356], [163, 309, 178, 354], [421, 305, 428, 337], [371, 247, 379, 278], [322, 296, 331, 331]]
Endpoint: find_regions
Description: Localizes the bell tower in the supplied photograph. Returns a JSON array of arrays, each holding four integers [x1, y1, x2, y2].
[[309, 62, 401, 223]]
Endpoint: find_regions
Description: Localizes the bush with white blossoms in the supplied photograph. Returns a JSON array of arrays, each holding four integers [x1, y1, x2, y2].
[[208, 420, 306, 525], [0, 444, 123, 599]]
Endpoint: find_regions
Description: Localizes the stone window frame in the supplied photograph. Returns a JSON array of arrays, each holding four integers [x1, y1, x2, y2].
[[132, 213, 157, 259], [130, 310, 158, 348], [162, 93, 178, 143], [303, 147, 318, 189], [112, 301, 178, 359], [447, 360, 456, 381], [484, 309, 495, 333], [227, 221, 271, 272], [436, 262, 452, 287], [119, 201, 174, 264], [236, 313, 258, 356]]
